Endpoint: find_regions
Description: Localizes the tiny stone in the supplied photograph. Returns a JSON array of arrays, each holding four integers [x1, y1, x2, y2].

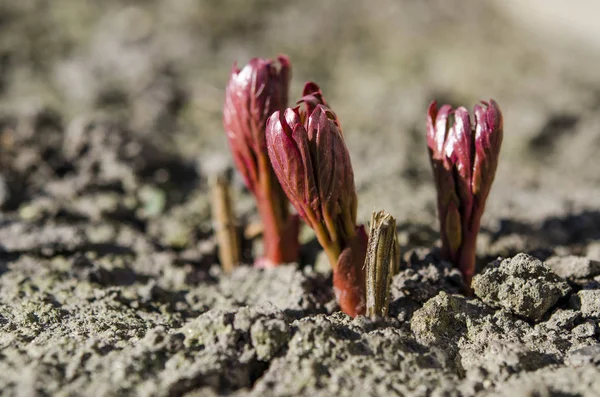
[[250, 318, 291, 361], [543, 309, 580, 331], [575, 290, 600, 318], [572, 321, 597, 339], [410, 292, 492, 358]]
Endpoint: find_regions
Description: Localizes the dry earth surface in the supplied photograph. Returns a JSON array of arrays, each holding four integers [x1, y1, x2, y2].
[[1, 0, 600, 396]]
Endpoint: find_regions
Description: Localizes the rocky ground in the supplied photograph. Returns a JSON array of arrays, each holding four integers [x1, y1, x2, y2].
[[1, 0, 600, 396]]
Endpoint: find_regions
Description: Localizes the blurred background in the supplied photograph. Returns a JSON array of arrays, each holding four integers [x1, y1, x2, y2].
[[1, 0, 599, 249]]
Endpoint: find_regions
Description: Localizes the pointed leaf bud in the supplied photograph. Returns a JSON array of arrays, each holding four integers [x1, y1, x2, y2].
[[472, 100, 503, 201], [427, 101, 452, 161], [223, 55, 300, 267], [297, 81, 327, 123], [427, 101, 462, 262], [267, 85, 366, 317], [427, 99, 503, 289], [266, 108, 316, 223], [444, 107, 474, 231], [267, 103, 356, 243], [223, 55, 291, 193], [306, 105, 356, 234]]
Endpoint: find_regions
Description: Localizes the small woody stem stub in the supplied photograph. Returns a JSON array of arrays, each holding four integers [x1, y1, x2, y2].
[[365, 210, 399, 319], [211, 174, 241, 273]]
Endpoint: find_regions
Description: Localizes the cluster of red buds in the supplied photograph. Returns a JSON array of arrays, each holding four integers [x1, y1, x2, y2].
[[427, 100, 503, 288], [222, 53, 503, 316], [266, 82, 367, 317]]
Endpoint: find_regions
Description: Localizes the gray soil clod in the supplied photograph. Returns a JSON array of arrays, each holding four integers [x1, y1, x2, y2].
[[472, 253, 571, 321], [546, 256, 600, 281], [573, 290, 600, 319]]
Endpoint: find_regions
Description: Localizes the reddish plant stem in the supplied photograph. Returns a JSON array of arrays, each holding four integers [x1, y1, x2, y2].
[[333, 226, 368, 317], [309, 216, 367, 317], [456, 216, 482, 293], [254, 156, 300, 267]]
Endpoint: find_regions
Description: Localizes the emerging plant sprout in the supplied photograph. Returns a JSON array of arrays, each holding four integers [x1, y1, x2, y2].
[[266, 82, 367, 317], [427, 100, 503, 288], [223, 55, 300, 267], [365, 210, 399, 319]]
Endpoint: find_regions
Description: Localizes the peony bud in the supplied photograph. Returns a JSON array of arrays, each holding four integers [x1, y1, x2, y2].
[[222, 55, 299, 267], [267, 103, 356, 246], [266, 108, 316, 224], [427, 99, 503, 288], [223, 55, 290, 193], [267, 87, 366, 317]]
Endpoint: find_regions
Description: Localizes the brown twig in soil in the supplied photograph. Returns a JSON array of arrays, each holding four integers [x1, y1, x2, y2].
[[365, 210, 399, 319], [210, 174, 241, 273]]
